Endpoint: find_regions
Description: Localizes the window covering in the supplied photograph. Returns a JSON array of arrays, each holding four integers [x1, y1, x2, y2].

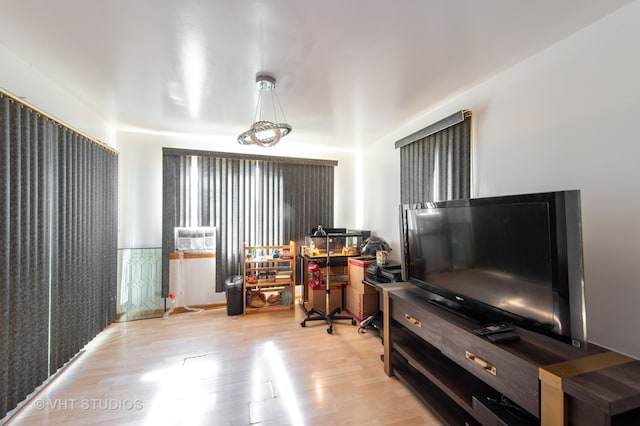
[[397, 110, 471, 204], [0, 92, 117, 420], [162, 149, 335, 294]]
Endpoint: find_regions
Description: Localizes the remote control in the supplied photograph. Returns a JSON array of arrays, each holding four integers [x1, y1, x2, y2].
[[473, 323, 513, 336], [486, 331, 520, 343]]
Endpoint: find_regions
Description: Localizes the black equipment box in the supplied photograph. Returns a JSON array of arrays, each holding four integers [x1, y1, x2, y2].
[[365, 263, 402, 284]]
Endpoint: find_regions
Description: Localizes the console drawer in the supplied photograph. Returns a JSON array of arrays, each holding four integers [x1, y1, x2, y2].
[[440, 330, 539, 416], [391, 297, 442, 347]]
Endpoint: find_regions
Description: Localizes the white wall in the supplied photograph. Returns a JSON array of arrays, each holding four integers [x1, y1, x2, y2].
[[117, 129, 358, 248], [0, 44, 113, 146], [361, 1, 640, 358]]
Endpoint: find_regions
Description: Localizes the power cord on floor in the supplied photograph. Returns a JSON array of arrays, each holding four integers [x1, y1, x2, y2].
[[163, 293, 204, 320], [357, 315, 376, 334]]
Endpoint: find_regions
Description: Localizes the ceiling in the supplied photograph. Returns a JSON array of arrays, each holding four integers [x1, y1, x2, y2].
[[0, 0, 633, 149]]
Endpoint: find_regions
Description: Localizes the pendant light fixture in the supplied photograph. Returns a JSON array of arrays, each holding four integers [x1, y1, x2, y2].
[[237, 73, 292, 147]]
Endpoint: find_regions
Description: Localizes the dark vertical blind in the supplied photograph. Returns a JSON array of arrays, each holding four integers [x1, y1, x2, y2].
[[50, 130, 118, 371], [0, 93, 117, 420], [162, 149, 336, 294], [0, 98, 50, 419], [397, 111, 471, 204]]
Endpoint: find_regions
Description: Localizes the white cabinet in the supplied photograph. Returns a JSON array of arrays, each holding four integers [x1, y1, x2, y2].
[[169, 253, 221, 306]]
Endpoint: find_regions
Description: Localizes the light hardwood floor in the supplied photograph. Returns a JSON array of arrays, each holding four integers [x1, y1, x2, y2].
[[6, 304, 441, 425]]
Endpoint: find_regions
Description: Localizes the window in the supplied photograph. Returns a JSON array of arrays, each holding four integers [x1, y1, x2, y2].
[[162, 149, 336, 293], [396, 110, 471, 203]]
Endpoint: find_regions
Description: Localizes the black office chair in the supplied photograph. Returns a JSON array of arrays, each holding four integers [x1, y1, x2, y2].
[[300, 283, 356, 334]]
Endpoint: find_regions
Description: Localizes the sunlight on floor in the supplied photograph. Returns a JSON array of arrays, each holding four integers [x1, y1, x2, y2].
[[139, 340, 304, 425], [4, 308, 439, 426], [262, 341, 304, 425]]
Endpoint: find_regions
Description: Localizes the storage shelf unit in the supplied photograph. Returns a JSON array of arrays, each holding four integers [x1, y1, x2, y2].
[[243, 242, 296, 314]]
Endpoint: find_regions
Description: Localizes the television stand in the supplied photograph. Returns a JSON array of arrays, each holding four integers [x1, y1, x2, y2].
[[382, 283, 640, 425]]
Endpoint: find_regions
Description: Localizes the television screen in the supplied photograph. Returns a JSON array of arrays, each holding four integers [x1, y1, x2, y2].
[[400, 191, 587, 347]]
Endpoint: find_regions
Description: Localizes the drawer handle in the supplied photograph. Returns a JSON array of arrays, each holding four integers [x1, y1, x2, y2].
[[404, 313, 422, 328], [466, 351, 497, 376]]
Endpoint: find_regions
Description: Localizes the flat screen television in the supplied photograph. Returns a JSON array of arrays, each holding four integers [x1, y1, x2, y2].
[[399, 190, 587, 348]]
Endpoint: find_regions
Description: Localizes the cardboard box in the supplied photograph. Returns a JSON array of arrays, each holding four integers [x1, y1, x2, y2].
[[348, 257, 377, 294], [325, 265, 348, 284], [308, 285, 343, 312], [346, 287, 379, 321]]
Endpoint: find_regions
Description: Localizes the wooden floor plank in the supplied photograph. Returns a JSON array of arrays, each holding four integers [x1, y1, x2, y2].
[[6, 306, 441, 425]]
